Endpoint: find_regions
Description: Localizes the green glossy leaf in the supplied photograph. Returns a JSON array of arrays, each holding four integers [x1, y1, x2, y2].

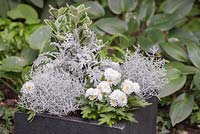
[[108, 0, 138, 14], [124, 0, 138, 12], [83, 1, 105, 19], [40, 0, 57, 20], [127, 18, 138, 33], [90, 24, 105, 36], [138, 36, 154, 51], [167, 68, 182, 80], [138, 28, 165, 51], [184, 18, 200, 33], [159, 75, 186, 98], [0, 72, 21, 79], [95, 17, 128, 35], [138, 0, 155, 20], [21, 47, 39, 65], [119, 35, 136, 49], [145, 28, 165, 44], [160, 0, 194, 17], [194, 32, 200, 42], [108, 0, 121, 14], [7, 4, 40, 24], [170, 93, 194, 126], [40, 40, 56, 53], [166, 62, 198, 75], [0, 56, 26, 72], [187, 42, 200, 68], [28, 26, 52, 53], [30, 0, 44, 8], [194, 71, 200, 90], [160, 42, 188, 62], [7, 0, 21, 9], [159, 68, 186, 98], [21, 66, 31, 82], [170, 28, 199, 44], [188, 4, 200, 16], [147, 14, 182, 31]]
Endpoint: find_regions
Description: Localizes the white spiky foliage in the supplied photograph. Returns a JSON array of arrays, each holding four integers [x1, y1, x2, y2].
[[19, 5, 105, 116], [19, 69, 84, 116], [19, 27, 105, 115], [121, 47, 168, 99]]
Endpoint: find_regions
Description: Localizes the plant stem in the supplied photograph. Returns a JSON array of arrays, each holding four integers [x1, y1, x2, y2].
[[0, 79, 18, 94]]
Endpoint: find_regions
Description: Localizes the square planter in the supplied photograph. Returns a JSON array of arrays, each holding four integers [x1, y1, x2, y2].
[[14, 97, 157, 134]]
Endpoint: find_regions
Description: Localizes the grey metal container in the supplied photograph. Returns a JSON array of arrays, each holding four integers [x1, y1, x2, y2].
[[14, 97, 157, 134]]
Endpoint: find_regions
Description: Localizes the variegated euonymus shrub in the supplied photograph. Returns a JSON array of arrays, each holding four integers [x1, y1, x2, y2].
[[19, 4, 168, 126]]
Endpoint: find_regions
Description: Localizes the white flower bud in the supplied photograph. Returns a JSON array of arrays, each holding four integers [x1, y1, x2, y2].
[[21, 81, 35, 94], [132, 83, 141, 94], [85, 88, 102, 101], [104, 68, 121, 86], [109, 90, 127, 107], [121, 80, 140, 95], [97, 81, 111, 94]]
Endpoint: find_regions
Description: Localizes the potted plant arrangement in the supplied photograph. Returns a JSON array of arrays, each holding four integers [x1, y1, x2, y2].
[[14, 4, 167, 134]]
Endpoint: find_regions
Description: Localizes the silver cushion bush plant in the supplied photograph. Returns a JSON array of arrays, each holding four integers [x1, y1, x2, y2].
[[122, 47, 168, 99]]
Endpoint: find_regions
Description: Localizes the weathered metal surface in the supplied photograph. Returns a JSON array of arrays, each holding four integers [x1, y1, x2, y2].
[[14, 97, 157, 134]]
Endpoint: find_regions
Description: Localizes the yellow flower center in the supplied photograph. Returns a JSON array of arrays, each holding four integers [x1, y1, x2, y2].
[[124, 86, 129, 90], [111, 100, 116, 105], [98, 86, 102, 90], [108, 79, 113, 83], [89, 95, 95, 100], [27, 86, 32, 90]]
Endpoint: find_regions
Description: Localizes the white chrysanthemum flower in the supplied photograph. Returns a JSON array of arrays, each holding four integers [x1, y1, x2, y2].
[[110, 99, 118, 107], [121, 79, 140, 95], [21, 81, 35, 94], [97, 81, 111, 94], [85, 88, 102, 101], [104, 68, 121, 85], [109, 90, 127, 107], [132, 83, 141, 94]]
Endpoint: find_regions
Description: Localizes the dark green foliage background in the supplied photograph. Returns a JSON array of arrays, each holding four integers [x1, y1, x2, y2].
[[0, 0, 200, 133]]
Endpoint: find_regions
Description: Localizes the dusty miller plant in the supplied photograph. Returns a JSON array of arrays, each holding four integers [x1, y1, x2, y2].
[[19, 4, 105, 116], [121, 46, 168, 99]]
